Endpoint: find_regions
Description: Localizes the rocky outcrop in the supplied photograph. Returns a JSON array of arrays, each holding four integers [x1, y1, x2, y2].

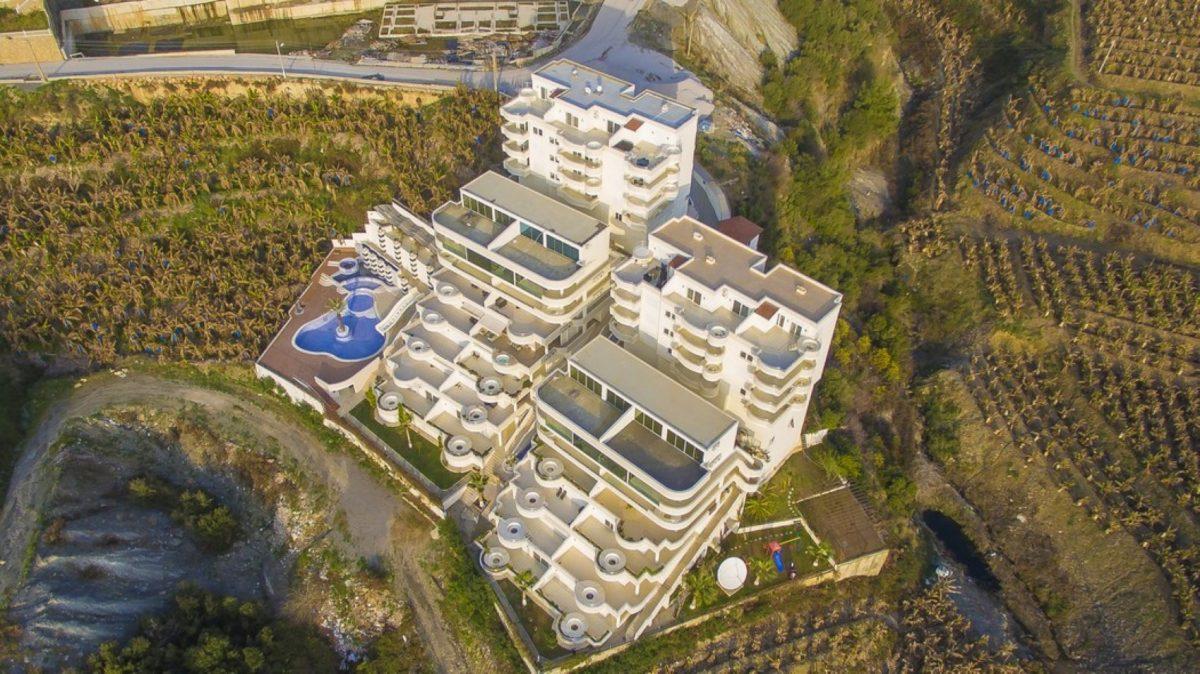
[[644, 0, 798, 101]]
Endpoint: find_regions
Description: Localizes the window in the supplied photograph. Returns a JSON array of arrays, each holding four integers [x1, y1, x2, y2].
[[569, 364, 602, 396], [539, 87, 547, 98], [544, 233, 580, 262], [634, 409, 663, 436], [686, 288, 703, 305], [566, 112, 579, 128], [666, 429, 703, 463], [605, 390, 630, 412], [607, 120, 620, 134], [466, 249, 514, 285], [790, 323, 804, 339], [733, 300, 751, 318], [520, 223, 544, 245], [534, 127, 544, 136], [441, 239, 467, 259], [494, 210, 514, 226]]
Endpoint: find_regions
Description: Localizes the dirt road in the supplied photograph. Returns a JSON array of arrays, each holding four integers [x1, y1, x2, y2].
[[0, 371, 472, 673]]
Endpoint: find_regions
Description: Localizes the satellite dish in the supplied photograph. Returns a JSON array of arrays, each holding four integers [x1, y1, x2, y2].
[[716, 557, 748, 592]]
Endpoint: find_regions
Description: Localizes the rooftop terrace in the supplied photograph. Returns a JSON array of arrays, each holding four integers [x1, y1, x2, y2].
[[571, 336, 736, 448], [535, 60, 696, 129], [462, 171, 605, 246], [605, 421, 706, 492], [653, 217, 842, 322]]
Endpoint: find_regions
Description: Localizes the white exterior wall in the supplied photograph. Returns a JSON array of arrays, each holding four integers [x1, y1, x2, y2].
[[501, 64, 698, 247]]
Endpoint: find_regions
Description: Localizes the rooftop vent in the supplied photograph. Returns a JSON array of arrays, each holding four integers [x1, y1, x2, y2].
[[595, 83, 603, 93], [660, 103, 669, 114], [571, 67, 578, 77], [795, 284, 808, 295], [584, 85, 592, 94], [705, 254, 716, 265], [692, 229, 704, 241]]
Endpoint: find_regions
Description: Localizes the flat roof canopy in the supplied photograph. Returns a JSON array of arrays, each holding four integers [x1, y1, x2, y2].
[[462, 171, 604, 246], [570, 336, 736, 448]]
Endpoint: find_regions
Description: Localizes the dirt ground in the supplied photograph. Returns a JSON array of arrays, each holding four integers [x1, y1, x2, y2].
[[0, 370, 474, 672], [918, 370, 1197, 671]]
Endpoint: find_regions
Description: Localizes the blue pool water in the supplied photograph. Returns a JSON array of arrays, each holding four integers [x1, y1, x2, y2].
[[293, 268, 387, 362]]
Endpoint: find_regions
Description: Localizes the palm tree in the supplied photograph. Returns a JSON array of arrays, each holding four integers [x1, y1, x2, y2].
[[749, 557, 775, 587], [513, 569, 536, 607], [685, 564, 719, 610], [327, 295, 348, 335], [468, 470, 491, 497], [743, 495, 773, 522]]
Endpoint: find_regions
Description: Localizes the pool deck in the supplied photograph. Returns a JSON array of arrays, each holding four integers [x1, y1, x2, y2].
[[258, 247, 387, 398]]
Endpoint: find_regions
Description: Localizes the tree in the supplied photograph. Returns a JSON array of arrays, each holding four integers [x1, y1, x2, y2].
[[327, 295, 349, 334], [513, 569, 536, 607], [749, 556, 776, 587], [684, 563, 719, 610]]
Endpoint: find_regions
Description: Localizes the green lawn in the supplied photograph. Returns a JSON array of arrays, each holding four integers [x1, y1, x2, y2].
[[497, 579, 572, 661], [348, 399, 460, 490], [743, 451, 844, 525], [0, 9, 48, 33], [678, 524, 832, 622]]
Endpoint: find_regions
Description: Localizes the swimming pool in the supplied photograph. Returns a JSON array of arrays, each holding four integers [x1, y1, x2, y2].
[[293, 264, 387, 362]]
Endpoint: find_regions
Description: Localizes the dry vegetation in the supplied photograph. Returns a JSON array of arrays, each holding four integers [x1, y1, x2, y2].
[[1084, 0, 1200, 91], [0, 79, 500, 364]]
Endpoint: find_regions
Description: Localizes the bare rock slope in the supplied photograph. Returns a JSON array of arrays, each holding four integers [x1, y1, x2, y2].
[[639, 0, 797, 100]]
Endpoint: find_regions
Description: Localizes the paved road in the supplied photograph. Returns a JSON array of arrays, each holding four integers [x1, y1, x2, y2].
[[0, 0, 714, 115]]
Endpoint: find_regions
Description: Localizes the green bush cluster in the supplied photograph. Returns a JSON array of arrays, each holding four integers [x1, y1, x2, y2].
[[87, 584, 336, 673], [128, 476, 240, 553], [426, 520, 522, 670]]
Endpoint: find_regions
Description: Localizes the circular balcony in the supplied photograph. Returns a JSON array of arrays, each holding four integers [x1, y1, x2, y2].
[[376, 391, 401, 425], [481, 547, 510, 574], [493, 351, 521, 375], [507, 326, 540, 347], [498, 518, 527, 548], [702, 362, 723, 383], [446, 435, 473, 458], [535, 457, 564, 487], [597, 548, 627, 576], [517, 489, 546, 516], [707, 324, 730, 348], [436, 282, 462, 307], [575, 582, 606, 613], [611, 287, 640, 311], [461, 405, 488, 431], [799, 336, 821, 353], [422, 309, 448, 333], [408, 338, 434, 362], [478, 376, 504, 403], [558, 612, 588, 645]]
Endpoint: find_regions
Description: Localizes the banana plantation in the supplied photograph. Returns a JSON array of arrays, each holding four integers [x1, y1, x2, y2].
[[0, 80, 501, 364]]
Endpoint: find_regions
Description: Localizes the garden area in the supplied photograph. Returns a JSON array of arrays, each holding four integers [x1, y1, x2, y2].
[[496, 578, 572, 662], [677, 522, 834, 622], [348, 399, 460, 490], [741, 450, 845, 525]]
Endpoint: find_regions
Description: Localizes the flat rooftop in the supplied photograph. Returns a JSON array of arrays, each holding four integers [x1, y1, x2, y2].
[[539, 373, 624, 437], [606, 420, 706, 491], [653, 217, 842, 322], [462, 171, 605, 246], [496, 234, 579, 281], [535, 59, 696, 129], [570, 336, 736, 448]]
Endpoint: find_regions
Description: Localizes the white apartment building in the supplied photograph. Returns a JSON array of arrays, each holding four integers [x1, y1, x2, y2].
[[608, 216, 842, 472], [500, 60, 699, 251], [480, 336, 766, 648], [379, 0, 571, 38], [371, 171, 616, 471]]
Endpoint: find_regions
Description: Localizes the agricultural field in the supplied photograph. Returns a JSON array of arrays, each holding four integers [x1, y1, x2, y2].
[[0, 79, 500, 365], [892, 0, 1200, 666], [1083, 0, 1200, 92]]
